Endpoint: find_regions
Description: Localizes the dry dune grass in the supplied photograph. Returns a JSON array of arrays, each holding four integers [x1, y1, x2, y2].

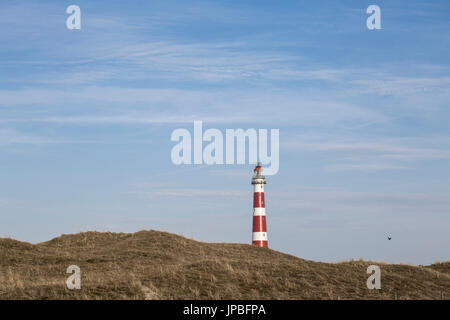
[[0, 230, 448, 300]]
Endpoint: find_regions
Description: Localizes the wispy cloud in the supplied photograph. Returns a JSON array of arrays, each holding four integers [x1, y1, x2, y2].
[[0, 128, 56, 145], [129, 189, 247, 199], [351, 76, 450, 96], [325, 163, 406, 171], [0, 128, 112, 145], [293, 142, 450, 159], [0, 86, 388, 128], [283, 133, 450, 172], [275, 191, 450, 216]]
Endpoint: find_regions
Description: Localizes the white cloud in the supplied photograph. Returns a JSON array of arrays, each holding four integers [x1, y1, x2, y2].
[[0, 128, 55, 145], [325, 163, 406, 171], [282, 133, 450, 172], [351, 76, 450, 96], [129, 189, 247, 199], [0, 128, 110, 145], [274, 190, 450, 216], [284, 133, 450, 173], [0, 86, 387, 128], [293, 142, 450, 159]]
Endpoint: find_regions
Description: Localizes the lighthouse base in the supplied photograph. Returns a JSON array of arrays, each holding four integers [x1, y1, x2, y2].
[[252, 240, 268, 248]]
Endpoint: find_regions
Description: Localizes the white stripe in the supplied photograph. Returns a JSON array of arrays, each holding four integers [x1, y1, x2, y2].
[[253, 208, 266, 216], [254, 185, 264, 192], [252, 231, 268, 241]]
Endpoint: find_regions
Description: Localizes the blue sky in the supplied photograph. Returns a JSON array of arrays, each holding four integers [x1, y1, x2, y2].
[[0, 0, 449, 264]]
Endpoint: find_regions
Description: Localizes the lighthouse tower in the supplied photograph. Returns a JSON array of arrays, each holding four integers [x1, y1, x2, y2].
[[251, 162, 268, 248]]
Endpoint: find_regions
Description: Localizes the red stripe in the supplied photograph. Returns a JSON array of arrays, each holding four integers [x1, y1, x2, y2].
[[253, 192, 265, 208], [252, 240, 268, 248], [252, 215, 267, 232]]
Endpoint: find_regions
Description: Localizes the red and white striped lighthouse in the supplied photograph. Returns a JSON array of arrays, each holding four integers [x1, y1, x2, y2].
[[252, 162, 268, 247]]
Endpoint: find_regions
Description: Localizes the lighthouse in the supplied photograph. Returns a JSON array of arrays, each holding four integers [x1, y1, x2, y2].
[[251, 162, 268, 247]]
